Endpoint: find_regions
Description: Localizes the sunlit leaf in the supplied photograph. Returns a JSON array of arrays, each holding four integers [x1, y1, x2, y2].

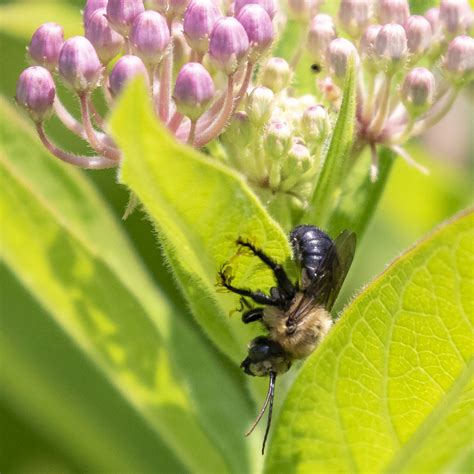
[[304, 58, 357, 232], [0, 98, 258, 474], [110, 80, 291, 365], [266, 210, 474, 473]]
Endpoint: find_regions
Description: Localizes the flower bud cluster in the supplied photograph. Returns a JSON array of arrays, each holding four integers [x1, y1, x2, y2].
[[15, 0, 474, 204]]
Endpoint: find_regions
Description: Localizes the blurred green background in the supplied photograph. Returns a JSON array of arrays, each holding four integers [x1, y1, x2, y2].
[[1, 0, 473, 472]]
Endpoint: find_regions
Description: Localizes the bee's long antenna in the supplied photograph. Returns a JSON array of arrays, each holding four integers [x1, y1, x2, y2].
[[245, 371, 277, 455]]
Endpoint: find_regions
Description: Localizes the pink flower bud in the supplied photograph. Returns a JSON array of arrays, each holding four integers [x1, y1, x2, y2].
[[425, 7, 441, 34], [378, 0, 409, 24], [237, 4, 274, 59], [130, 10, 170, 67], [439, 0, 471, 35], [444, 35, 474, 83], [183, 0, 222, 54], [404, 15, 432, 57], [16, 66, 55, 123], [209, 17, 249, 75], [58, 36, 103, 93], [234, 0, 276, 19], [326, 38, 359, 81], [28, 22, 64, 71], [109, 54, 149, 97], [83, 0, 108, 26], [306, 14, 337, 62], [260, 57, 291, 93], [173, 62, 215, 120], [85, 8, 124, 64], [338, 0, 372, 37], [374, 23, 408, 73], [106, 0, 145, 37], [401, 67, 435, 116], [287, 0, 318, 21], [360, 24, 382, 57], [301, 104, 329, 141]]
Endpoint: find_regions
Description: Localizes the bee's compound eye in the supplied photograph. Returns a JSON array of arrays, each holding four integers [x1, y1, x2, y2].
[[249, 340, 272, 362]]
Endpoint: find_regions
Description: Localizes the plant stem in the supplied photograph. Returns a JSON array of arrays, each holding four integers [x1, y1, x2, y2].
[[194, 74, 235, 147], [159, 48, 173, 123], [79, 93, 120, 160], [87, 97, 105, 129], [187, 120, 197, 145], [36, 123, 117, 169], [369, 74, 392, 137], [233, 61, 254, 113]]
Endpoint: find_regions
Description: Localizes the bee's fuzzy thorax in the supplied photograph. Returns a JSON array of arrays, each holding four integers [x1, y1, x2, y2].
[[263, 293, 333, 360]]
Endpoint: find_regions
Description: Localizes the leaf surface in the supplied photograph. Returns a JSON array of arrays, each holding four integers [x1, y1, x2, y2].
[[266, 210, 474, 473], [0, 98, 257, 474], [110, 81, 291, 365]]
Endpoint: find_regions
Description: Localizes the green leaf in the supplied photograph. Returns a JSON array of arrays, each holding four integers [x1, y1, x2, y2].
[[0, 1, 82, 40], [0, 98, 258, 474], [304, 58, 357, 232], [327, 147, 394, 238], [109, 80, 291, 365], [266, 210, 474, 473]]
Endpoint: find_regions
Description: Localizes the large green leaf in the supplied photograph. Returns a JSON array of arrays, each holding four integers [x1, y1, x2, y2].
[[304, 58, 357, 232], [0, 98, 258, 474], [110, 80, 291, 366], [266, 210, 474, 473]]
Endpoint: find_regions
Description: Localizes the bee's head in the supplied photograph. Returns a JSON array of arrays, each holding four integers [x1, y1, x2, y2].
[[241, 336, 291, 377]]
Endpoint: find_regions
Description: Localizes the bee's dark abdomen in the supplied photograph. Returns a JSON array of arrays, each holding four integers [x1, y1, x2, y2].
[[290, 225, 333, 279]]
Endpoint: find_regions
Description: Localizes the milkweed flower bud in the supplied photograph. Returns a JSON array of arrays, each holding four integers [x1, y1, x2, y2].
[[404, 15, 432, 57], [326, 38, 359, 82], [58, 36, 103, 93], [374, 23, 408, 74], [85, 8, 124, 64], [234, 0, 276, 19], [401, 67, 435, 116], [106, 0, 145, 37], [301, 105, 329, 143], [444, 35, 474, 84], [260, 57, 291, 93], [28, 23, 64, 71], [109, 54, 149, 96], [378, 0, 409, 24], [439, 0, 471, 36], [183, 0, 221, 54], [425, 7, 441, 33], [286, 143, 312, 174], [173, 62, 215, 120], [287, 0, 318, 21], [148, 0, 167, 14], [130, 11, 170, 68], [209, 17, 249, 75], [264, 120, 292, 158], [306, 14, 337, 62], [246, 86, 274, 126], [360, 24, 381, 59], [83, 0, 108, 26], [338, 0, 372, 37], [16, 66, 55, 123], [237, 5, 274, 59], [222, 111, 254, 147]]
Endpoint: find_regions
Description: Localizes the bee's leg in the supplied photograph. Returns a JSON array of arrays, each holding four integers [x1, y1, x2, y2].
[[242, 308, 263, 324], [236, 239, 295, 298], [219, 271, 281, 306]]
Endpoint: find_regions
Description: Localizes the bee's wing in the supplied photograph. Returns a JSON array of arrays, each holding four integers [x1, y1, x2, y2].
[[318, 229, 356, 311], [305, 230, 356, 311], [288, 230, 356, 325]]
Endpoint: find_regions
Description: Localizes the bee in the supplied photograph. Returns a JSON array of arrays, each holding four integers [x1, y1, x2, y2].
[[218, 225, 356, 454]]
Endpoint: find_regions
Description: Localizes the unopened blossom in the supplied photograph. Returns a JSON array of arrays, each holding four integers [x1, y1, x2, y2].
[[339, 0, 372, 37], [404, 15, 432, 58], [378, 0, 410, 24], [260, 57, 291, 93], [28, 22, 64, 71], [401, 67, 436, 116], [237, 4, 274, 59], [58, 36, 103, 93], [307, 14, 337, 63], [16, 66, 55, 122], [183, 0, 221, 54], [234, 0, 276, 19], [109, 54, 149, 96], [106, 0, 145, 37], [85, 8, 124, 64]]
